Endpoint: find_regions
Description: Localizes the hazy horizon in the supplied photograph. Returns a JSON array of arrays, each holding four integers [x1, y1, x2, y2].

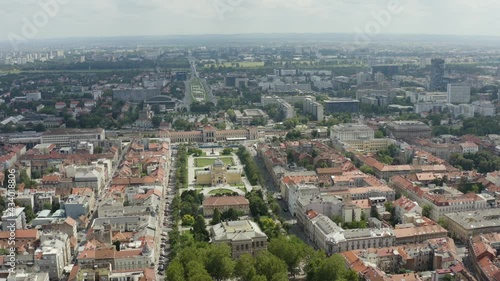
[[2, 0, 500, 41]]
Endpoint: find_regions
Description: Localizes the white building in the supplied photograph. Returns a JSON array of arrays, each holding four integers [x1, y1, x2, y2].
[[26, 91, 42, 102], [357, 72, 371, 85], [304, 212, 395, 255], [460, 142, 479, 154], [41, 128, 105, 148], [374, 72, 385, 82], [303, 98, 324, 121], [447, 83, 471, 104], [472, 101, 496, 117], [330, 124, 374, 141], [1, 207, 26, 231]]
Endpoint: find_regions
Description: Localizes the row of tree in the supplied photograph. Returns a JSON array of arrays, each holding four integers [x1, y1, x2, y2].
[[236, 146, 261, 186], [175, 145, 189, 189], [167, 233, 358, 281]]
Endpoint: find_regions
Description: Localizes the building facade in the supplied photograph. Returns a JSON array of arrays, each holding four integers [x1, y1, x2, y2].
[[324, 99, 360, 114], [447, 83, 471, 104], [386, 121, 432, 140], [161, 126, 259, 143], [210, 220, 268, 258]]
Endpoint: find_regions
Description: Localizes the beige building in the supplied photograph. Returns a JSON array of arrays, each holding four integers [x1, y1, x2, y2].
[[161, 125, 259, 143], [196, 158, 241, 186], [210, 220, 268, 258], [444, 209, 500, 242], [233, 109, 268, 125], [393, 225, 447, 245], [203, 196, 250, 216], [386, 121, 432, 140], [342, 138, 395, 153]]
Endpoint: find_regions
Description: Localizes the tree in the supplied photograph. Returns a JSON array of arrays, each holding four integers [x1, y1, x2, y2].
[[268, 236, 308, 276], [112, 240, 121, 251], [255, 251, 288, 281], [306, 254, 355, 281], [375, 129, 385, 138], [33, 123, 46, 132], [221, 208, 240, 221], [235, 254, 256, 281], [211, 208, 222, 225], [152, 116, 162, 127], [22, 205, 36, 223], [360, 164, 375, 175], [205, 244, 235, 281], [166, 259, 185, 281], [182, 214, 195, 226], [51, 202, 61, 213], [221, 148, 233, 155], [192, 215, 209, 242], [246, 191, 268, 217], [94, 146, 104, 154], [443, 274, 456, 281], [311, 130, 319, 138], [250, 276, 267, 281], [422, 205, 432, 218], [186, 260, 211, 281]]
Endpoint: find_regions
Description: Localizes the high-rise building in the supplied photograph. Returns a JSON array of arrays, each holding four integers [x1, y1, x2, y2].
[[447, 83, 471, 104], [357, 72, 371, 86], [303, 98, 324, 121], [429, 59, 445, 91]]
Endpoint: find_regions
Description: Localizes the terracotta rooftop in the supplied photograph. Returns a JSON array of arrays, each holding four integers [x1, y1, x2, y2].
[[203, 196, 249, 207]]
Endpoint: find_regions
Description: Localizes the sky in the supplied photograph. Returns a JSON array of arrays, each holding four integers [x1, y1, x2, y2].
[[1, 0, 500, 40]]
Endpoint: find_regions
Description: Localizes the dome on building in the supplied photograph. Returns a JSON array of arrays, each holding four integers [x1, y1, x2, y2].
[[213, 158, 224, 167]]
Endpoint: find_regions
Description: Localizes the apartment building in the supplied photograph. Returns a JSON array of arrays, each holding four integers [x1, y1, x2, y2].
[[389, 175, 490, 220], [358, 156, 448, 181], [1, 207, 26, 231], [447, 83, 471, 104], [303, 98, 324, 121]]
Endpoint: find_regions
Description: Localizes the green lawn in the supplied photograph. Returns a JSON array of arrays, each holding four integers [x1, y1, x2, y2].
[[190, 79, 207, 101], [208, 188, 235, 195], [195, 157, 234, 167]]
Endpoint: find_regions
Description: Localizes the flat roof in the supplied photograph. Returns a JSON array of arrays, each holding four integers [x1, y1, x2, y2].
[[445, 208, 500, 230]]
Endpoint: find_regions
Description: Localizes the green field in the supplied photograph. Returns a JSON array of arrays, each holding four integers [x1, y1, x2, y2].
[[208, 188, 236, 195], [190, 79, 207, 102], [195, 157, 234, 167]]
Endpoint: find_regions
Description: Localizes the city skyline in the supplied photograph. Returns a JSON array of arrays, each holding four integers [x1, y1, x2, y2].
[[1, 0, 500, 40]]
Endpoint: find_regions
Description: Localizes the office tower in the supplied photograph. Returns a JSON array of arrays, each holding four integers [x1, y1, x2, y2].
[[429, 59, 445, 91]]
